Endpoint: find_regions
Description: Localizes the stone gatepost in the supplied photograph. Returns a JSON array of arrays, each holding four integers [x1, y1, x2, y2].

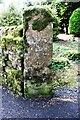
[[23, 6, 54, 97]]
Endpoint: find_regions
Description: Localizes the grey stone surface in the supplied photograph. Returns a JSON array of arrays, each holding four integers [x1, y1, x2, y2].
[[24, 11, 53, 82]]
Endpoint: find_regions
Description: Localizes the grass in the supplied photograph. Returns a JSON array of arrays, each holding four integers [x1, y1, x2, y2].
[[53, 40, 78, 57], [60, 62, 78, 88], [52, 40, 78, 89]]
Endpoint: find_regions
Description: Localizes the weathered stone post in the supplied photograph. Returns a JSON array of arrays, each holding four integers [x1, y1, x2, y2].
[[23, 6, 54, 97]]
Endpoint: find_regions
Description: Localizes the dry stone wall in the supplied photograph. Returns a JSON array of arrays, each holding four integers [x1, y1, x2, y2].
[[1, 6, 58, 97], [1, 26, 24, 96]]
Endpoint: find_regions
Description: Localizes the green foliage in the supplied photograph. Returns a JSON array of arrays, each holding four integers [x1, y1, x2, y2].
[[0, 5, 22, 26], [1, 26, 24, 96], [3, 27, 9, 36], [53, 40, 78, 58], [1, 25, 23, 49], [65, 50, 80, 61], [51, 2, 60, 41], [1, 35, 23, 51], [69, 7, 80, 36], [23, 6, 55, 31], [53, 18, 60, 41], [13, 37, 23, 50], [23, 5, 59, 41], [11, 25, 23, 37], [2, 67, 22, 96], [55, 1, 80, 33], [52, 57, 70, 71], [32, 15, 53, 31], [1, 35, 14, 48], [53, 2, 67, 33], [1, 26, 16, 36]]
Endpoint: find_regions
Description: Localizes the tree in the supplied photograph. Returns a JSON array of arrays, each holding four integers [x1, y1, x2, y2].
[[69, 7, 80, 36], [55, 1, 80, 34]]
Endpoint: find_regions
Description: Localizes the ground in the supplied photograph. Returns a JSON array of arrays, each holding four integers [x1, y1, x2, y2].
[[0, 86, 79, 118], [53, 34, 79, 89]]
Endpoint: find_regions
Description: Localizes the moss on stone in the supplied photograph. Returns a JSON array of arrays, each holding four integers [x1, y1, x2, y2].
[[1, 6, 60, 98], [3, 67, 23, 96], [13, 36, 23, 43], [25, 80, 53, 97], [1, 26, 24, 97], [3, 26, 17, 36], [1, 35, 23, 50], [32, 16, 51, 31], [3, 27, 9, 36], [11, 25, 23, 37], [1, 35, 14, 48], [23, 6, 55, 32]]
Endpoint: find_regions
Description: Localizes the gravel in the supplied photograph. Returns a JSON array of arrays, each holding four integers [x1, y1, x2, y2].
[[53, 87, 79, 99], [0, 86, 79, 119]]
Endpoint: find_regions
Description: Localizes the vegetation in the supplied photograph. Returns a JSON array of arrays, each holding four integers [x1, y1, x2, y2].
[[23, 6, 59, 41], [69, 7, 80, 36], [23, 6, 58, 31], [65, 50, 80, 61], [52, 39, 78, 89], [11, 25, 23, 37], [52, 57, 70, 71], [25, 80, 53, 97], [1, 25, 24, 96], [54, 1, 80, 34], [0, 5, 22, 26]]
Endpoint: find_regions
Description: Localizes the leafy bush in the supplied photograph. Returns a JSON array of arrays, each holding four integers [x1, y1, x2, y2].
[[51, 6, 60, 41], [52, 57, 70, 71], [69, 7, 80, 36]]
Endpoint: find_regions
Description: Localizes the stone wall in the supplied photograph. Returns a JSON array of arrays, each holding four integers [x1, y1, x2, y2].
[[23, 6, 54, 97], [1, 26, 24, 96], [1, 6, 58, 97]]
